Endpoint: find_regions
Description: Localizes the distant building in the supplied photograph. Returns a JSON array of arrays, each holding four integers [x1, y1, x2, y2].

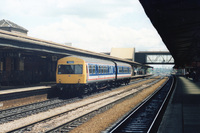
[[110, 48, 135, 61], [0, 19, 28, 35]]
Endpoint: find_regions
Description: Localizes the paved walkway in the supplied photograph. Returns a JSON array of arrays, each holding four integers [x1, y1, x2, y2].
[[158, 76, 200, 133]]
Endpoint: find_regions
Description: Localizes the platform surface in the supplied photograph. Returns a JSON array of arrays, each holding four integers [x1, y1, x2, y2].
[[158, 76, 200, 133], [0, 86, 51, 95]]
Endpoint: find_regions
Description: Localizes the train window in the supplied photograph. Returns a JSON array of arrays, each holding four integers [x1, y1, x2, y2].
[[124, 67, 128, 73], [130, 68, 132, 74], [93, 65, 96, 74], [106, 66, 108, 73], [119, 67, 123, 73], [75, 65, 83, 74], [89, 65, 93, 74], [109, 66, 113, 74], [58, 65, 83, 74], [98, 66, 101, 74], [128, 67, 130, 73], [103, 66, 106, 74], [101, 66, 103, 74]]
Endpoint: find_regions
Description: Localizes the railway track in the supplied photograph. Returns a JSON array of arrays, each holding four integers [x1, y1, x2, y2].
[[0, 98, 80, 124], [45, 78, 162, 133], [0, 76, 155, 131], [1, 77, 162, 132], [106, 76, 174, 133], [0, 76, 153, 125]]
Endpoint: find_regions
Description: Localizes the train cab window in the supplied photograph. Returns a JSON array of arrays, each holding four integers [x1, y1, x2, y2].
[[58, 65, 83, 74]]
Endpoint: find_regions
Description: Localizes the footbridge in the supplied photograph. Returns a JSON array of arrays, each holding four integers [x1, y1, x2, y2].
[[135, 51, 174, 64]]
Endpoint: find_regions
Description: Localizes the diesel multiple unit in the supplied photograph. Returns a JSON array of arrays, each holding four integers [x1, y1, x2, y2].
[[56, 56, 132, 95]]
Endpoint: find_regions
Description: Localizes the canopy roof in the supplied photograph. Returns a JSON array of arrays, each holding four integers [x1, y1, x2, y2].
[[140, 0, 200, 67]]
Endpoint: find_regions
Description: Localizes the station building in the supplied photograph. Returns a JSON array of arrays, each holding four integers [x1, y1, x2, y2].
[[110, 48, 148, 75], [0, 20, 149, 86], [0, 20, 60, 85], [0, 19, 28, 35]]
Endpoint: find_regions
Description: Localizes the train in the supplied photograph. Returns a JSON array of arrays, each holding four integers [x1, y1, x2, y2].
[[56, 56, 132, 96]]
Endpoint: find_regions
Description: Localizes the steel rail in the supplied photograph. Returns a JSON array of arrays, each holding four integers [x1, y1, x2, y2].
[[106, 76, 174, 133], [45, 78, 162, 133], [8, 77, 161, 132]]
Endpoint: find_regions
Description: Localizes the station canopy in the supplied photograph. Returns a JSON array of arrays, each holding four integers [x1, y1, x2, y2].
[[139, 0, 200, 68], [0, 29, 151, 68]]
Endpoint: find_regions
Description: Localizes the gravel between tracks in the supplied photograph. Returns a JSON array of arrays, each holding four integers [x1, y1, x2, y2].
[[0, 78, 159, 132], [70, 77, 168, 133]]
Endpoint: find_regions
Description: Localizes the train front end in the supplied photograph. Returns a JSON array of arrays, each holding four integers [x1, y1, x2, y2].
[[56, 57, 86, 95]]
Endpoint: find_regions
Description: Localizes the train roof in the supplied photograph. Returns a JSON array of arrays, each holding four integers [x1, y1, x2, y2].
[[66, 56, 131, 67]]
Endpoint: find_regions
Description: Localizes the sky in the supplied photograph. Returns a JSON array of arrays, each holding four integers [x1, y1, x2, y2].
[[0, 0, 169, 53]]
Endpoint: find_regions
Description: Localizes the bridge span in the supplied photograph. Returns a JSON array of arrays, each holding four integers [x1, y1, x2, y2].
[[135, 51, 174, 64]]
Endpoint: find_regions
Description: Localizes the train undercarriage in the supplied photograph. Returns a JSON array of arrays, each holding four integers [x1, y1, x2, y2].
[[57, 78, 131, 98]]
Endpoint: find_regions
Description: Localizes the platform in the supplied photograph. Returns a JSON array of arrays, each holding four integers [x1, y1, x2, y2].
[[158, 76, 200, 133], [0, 86, 52, 95], [0, 84, 56, 109], [0, 81, 55, 94]]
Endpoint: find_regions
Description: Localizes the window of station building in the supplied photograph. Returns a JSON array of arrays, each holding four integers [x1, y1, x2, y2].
[[0, 61, 3, 71]]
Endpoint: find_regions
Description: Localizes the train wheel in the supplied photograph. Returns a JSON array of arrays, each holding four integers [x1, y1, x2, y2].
[[83, 87, 89, 94], [89, 86, 93, 94], [94, 84, 98, 92], [107, 83, 112, 90]]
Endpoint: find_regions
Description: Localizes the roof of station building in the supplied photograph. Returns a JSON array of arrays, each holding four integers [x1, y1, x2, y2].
[[0, 29, 152, 68], [0, 19, 28, 32]]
